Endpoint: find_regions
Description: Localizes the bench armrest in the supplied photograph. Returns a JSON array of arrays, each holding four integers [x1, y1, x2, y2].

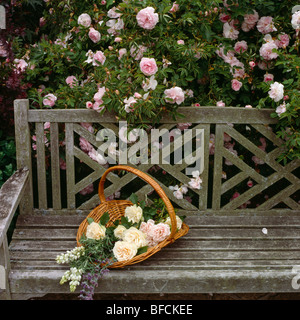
[[0, 168, 29, 246]]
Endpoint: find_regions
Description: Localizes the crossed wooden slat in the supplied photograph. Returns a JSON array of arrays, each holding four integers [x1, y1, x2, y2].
[[72, 123, 209, 211], [213, 124, 300, 210]]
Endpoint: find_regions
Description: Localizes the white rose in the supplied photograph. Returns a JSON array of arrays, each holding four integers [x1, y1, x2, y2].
[[268, 81, 284, 102], [122, 227, 148, 248], [124, 204, 143, 224], [113, 241, 138, 262], [86, 222, 106, 240], [114, 225, 127, 239], [165, 215, 183, 230], [78, 13, 92, 28]]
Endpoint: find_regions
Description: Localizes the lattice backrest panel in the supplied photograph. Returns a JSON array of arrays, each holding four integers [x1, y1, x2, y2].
[[14, 100, 300, 214]]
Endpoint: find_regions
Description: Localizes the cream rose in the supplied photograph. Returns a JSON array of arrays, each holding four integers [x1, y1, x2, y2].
[[122, 227, 148, 248], [113, 241, 138, 262], [124, 204, 143, 224], [114, 225, 127, 239], [165, 215, 183, 231], [86, 222, 106, 240]]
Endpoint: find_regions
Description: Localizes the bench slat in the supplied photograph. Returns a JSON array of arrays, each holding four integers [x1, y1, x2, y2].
[[11, 227, 300, 240], [10, 249, 300, 261]]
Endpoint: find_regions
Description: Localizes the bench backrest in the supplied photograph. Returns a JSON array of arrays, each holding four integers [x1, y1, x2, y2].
[[14, 99, 300, 217]]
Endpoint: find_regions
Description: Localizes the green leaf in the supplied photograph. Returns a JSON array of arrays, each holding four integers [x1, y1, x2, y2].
[[113, 219, 120, 226], [87, 217, 94, 225], [100, 211, 110, 226], [121, 216, 132, 229], [129, 193, 138, 205], [136, 246, 148, 256]]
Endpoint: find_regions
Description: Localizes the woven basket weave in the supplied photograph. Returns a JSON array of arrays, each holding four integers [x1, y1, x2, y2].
[[76, 165, 189, 269]]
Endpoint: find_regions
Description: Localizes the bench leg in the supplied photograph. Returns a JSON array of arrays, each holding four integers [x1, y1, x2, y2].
[[0, 237, 11, 300]]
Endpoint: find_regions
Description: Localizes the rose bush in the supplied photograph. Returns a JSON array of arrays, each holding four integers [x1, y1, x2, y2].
[[11, 0, 299, 164]]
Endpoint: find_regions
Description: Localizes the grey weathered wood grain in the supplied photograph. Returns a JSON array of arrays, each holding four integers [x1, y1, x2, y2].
[[212, 124, 224, 209], [65, 123, 75, 209], [35, 122, 47, 209], [0, 168, 29, 245], [14, 100, 33, 214], [50, 123, 61, 210], [27, 107, 278, 124]]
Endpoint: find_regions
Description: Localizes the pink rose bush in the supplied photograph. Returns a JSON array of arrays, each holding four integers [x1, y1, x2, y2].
[[13, 0, 300, 164]]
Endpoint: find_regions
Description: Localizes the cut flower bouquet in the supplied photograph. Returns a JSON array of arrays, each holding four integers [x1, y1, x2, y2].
[[56, 192, 186, 300]]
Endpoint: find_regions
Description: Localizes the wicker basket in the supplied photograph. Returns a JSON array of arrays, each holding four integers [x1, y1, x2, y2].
[[76, 165, 189, 268]]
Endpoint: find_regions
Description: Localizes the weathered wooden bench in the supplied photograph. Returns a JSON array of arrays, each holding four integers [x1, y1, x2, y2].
[[0, 99, 300, 300]]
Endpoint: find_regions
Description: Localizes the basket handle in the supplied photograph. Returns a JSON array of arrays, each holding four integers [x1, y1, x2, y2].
[[98, 165, 178, 240]]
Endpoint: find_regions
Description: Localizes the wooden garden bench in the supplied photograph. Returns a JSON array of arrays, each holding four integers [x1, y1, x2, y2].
[[0, 99, 300, 300]]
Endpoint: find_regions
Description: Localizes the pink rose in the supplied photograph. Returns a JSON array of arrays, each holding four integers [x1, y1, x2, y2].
[[14, 59, 28, 73], [247, 180, 253, 187], [107, 6, 122, 18], [39, 17, 46, 27], [93, 101, 104, 112], [170, 2, 179, 13], [79, 137, 93, 153], [92, 50, 106, 66], [223, 21, 239, 40], [59, 158, 66, 170], [78, 13, 92, 27], [118, 48, 127, 60], [177, 123, 192, 130], [263, 73, 274, 82], [219, 13, 231, 23], [79, 183, 94, 195], [136, 7, 159, 30], [216, 100, 225, 107], [231, 192, 240, 201], [249, 61, 256, 68], [130, 45, 147, 60], [88, 28, 101, 43], [164, 87, 185, 105], [259, 42, 278, 61], [148, 223, 171, 243], [241, 10, 259, 32], [139, 57, 158, 76], [123, 96, 137, 113], [291, 10, 300, 30], [257, 16, 277, 34], [81, 122, 94, 133], [43, 93, 57, 107], [244, 10, 259, 25], [275, 33, 289, 48], [245, 105, 252, 108], [231, 79, 242, 91], [230, 60, 245, 78], [276, 102, 286, 116], [234, 41, 248, 53], [140, 219, 155, 234], [177, 40, 184, 45], [86, 101, 93, 109], [65, 75, 77, 88], [94, 87, 106, 102]]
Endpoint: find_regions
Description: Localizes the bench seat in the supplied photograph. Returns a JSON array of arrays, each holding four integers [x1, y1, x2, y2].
[[7, 214, 300, 299]]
